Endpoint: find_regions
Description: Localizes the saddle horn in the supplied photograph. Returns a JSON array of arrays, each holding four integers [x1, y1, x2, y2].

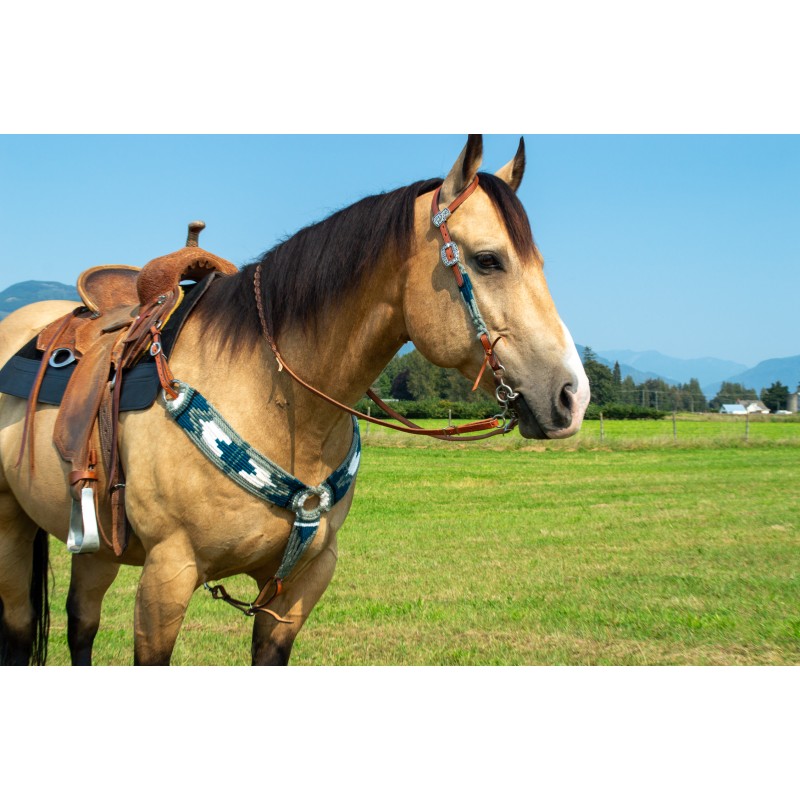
[[186, 220, 206, 247], [137, 220, 238, 306]]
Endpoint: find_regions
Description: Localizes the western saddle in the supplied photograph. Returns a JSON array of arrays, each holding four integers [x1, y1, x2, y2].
[[18, 221, 237, 556]]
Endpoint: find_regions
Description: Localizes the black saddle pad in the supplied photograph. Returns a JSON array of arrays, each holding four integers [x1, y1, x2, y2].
[[0, 275, 214, 411], [0, 355, 160, 411]]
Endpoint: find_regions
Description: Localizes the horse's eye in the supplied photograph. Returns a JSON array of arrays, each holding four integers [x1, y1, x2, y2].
[[475, 252, 503, 271]]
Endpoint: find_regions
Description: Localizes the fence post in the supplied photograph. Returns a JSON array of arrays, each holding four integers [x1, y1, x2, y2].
[[600, 411, 605, 442]]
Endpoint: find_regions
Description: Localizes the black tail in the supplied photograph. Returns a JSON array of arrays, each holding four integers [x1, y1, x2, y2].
[[30, 528, 51, 665]]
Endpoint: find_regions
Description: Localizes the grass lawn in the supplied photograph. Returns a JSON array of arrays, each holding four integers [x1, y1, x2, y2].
[[41, 418, 800, 665]]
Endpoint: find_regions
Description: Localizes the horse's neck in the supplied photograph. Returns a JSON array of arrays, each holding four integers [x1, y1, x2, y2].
[[279, 270, 408, 415], [171, 265, 407, 483]]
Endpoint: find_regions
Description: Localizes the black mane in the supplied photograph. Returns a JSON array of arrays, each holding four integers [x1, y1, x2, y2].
[[196, 172, 535, 354]]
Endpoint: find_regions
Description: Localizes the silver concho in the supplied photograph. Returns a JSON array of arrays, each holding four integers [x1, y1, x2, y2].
[[292, 484, 333, 521], [432, 207, 451, 228]]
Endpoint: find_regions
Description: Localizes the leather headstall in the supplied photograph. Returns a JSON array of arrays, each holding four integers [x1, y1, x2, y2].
[[253, 176, 519, 441]]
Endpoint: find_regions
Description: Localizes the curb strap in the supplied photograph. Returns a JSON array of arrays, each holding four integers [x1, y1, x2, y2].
[[164, 383, 362, 619]]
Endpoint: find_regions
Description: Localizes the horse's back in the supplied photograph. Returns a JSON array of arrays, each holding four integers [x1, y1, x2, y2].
[[0, 300, 78, 365]]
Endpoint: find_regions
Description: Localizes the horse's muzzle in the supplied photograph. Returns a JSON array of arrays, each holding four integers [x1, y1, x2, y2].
[[512, 394, 549, 439], [513, 381, 588, 440]]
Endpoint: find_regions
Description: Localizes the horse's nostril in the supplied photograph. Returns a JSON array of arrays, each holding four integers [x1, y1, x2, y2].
[[558, 383, 575, 425]]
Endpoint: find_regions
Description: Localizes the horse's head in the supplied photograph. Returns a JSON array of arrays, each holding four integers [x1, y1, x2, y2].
[[404, 135, 590, 440]]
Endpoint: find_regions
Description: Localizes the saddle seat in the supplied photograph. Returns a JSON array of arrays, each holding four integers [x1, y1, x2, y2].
[[70, 219, 237, 314], [19, 221, 236, 556], [37, 265, 142, 358], [36, 221, 238, 358]]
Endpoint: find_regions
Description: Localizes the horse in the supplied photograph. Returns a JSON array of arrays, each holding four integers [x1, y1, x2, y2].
[[0, 134, 590, 666]]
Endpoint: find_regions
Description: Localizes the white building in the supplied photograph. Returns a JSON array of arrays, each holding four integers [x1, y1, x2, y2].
[[741, 400, 770, 415], [720, 404, 747, 415]]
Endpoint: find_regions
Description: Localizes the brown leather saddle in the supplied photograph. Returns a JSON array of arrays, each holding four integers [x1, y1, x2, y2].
[[17, 221, 237, 556]]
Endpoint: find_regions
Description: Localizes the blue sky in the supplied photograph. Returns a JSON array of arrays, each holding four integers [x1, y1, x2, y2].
[[1, 134, 797, 366]]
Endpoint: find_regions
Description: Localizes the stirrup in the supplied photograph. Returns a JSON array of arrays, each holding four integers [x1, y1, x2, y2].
[[67, 486, 100, 553]]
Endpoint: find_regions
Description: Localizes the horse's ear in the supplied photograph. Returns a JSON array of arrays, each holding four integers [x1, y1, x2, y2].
[[495, 137, 526, 192], [440, 134, 483, 206]]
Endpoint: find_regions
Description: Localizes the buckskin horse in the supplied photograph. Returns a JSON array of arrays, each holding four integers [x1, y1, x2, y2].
[[0, 135, 590, 666]]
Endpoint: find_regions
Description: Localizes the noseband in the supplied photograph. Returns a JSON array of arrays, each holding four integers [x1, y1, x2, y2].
[[254, 177, 519, 441]]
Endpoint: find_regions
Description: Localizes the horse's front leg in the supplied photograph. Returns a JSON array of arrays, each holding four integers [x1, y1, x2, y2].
[[250, 541, 338, 666], [133, 538, 198, 666], [67, 555, 121, 666]]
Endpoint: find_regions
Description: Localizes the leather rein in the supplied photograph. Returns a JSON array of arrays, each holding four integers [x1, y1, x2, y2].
[[253, 176, 519, 442]]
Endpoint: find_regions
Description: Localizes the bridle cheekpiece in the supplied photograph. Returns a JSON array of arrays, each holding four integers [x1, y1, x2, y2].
[[430, 176, 519, 423]]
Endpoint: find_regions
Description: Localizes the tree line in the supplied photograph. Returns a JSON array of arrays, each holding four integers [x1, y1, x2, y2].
[[359, 346, 795, 420], [360, 348, 498, 419], [581, 347, 794, 414]]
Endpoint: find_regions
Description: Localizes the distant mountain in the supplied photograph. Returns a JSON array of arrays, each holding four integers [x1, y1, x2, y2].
[[0, 280, 79, 319], [597, 348, 748, 387], [593, 348, 800, 399], [577, 345, 676, 386], [703, 356, 800, 398]]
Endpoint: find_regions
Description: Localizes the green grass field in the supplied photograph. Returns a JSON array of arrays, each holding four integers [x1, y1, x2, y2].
[[41, 416, 800, 665]]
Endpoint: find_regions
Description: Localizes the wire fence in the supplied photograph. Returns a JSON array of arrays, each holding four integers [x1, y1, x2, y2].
[[601, 388, 796, 413], [359, 411, 800, 450], [573, 411, 800, 448]]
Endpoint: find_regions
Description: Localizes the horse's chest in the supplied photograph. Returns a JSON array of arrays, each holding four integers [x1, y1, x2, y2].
[[191, 498, 350, 581], [126, 458, 354, 578], [120, 396, 359, 582]]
